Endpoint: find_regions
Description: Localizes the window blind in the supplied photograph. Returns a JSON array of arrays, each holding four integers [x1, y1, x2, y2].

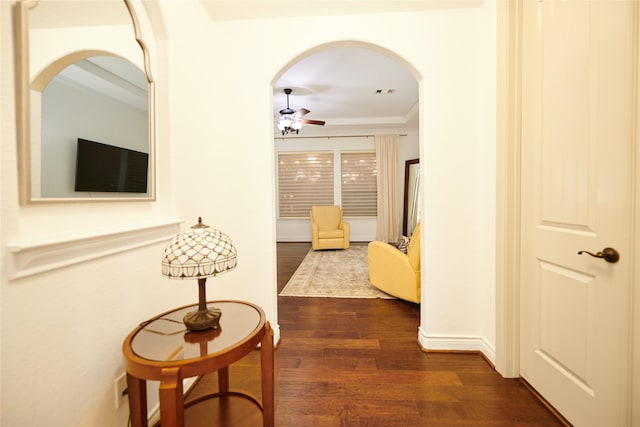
[[341, 151, 377, 216], [278, 152, 334, 218]]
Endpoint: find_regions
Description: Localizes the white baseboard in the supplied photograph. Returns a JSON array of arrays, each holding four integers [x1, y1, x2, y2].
[[147, 404, 160, 427], [418, 327, 496, 366], [146, 377, 197, 426], [272, 323, 281, 347]]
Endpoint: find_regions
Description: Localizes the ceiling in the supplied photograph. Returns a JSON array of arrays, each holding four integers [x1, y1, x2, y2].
[[56, 57, 148, 111], [273, 47, 419, 137], [33, 2, 421, 137], [201, 1, 481, 22]]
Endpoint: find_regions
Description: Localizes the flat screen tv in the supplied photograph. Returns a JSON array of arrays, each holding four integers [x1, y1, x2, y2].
[[74, 138, 148, 193]]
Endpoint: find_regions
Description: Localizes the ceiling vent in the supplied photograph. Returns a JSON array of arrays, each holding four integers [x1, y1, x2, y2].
[[375, 89, 395, 94]]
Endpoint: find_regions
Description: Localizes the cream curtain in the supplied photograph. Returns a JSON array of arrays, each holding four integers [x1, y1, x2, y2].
[[375, 134, 400, 242]]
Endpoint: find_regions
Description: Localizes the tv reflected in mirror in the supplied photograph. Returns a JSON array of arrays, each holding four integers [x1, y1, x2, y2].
[[74, 138, 148, 193]]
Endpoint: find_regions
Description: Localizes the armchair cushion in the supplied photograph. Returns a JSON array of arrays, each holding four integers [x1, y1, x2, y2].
[[367, 224, 420, 303], [318, 229, 345, 239]]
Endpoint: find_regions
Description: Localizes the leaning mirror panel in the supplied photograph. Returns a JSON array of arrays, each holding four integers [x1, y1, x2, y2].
[[403, 159, 420, 237], [18, 0, 155, 202]]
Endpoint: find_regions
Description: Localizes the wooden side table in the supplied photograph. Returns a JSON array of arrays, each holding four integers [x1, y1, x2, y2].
[[122, 300, 274, 427]]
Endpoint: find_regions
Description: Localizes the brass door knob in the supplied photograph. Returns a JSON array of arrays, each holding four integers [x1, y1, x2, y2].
[[577, 247, 620, 263]]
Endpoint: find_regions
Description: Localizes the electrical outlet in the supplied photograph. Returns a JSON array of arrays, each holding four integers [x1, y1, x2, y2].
[[114, 372, 128, 409]]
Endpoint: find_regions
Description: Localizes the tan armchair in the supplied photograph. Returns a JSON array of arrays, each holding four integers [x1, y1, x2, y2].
[[367, 224, 421, 303], [310, 206, 350, 250]]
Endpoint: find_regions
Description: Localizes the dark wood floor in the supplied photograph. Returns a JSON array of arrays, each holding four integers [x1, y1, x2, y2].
[[180, 242, 565, 426]]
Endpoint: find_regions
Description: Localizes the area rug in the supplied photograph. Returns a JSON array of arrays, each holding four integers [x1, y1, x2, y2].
[[279, 246, 393, 299]]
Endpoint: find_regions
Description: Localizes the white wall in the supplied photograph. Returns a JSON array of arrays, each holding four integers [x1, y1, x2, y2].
[[275, 131, 419, 242], [1, 1, 180, 425], [1, 1, 496, 426], [417, 5, 497, 356]]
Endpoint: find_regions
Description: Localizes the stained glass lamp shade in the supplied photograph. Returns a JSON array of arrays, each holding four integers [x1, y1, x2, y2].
[[161, 217, 237, 331]]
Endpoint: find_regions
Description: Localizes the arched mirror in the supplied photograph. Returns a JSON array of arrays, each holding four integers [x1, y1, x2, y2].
[[402, 158, 420, 237], [16, 0, 155, 203]]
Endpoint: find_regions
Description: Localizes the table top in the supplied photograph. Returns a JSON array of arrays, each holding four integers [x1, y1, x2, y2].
[[125, 300, 265, 365]]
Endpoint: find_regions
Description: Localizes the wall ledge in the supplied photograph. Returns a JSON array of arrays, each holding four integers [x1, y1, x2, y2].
[[8, 219, 183, 280]]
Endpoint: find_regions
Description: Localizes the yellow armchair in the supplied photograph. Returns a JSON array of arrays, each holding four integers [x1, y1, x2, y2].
[[367, 224, 421, 303], [310, 206, 350, 250]]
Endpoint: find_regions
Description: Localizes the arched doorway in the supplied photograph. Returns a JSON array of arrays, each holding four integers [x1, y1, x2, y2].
[[270, 41, 423, 322]]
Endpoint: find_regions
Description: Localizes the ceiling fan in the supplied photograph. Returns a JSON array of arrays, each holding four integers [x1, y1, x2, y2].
[[277, 88, 326, 135]]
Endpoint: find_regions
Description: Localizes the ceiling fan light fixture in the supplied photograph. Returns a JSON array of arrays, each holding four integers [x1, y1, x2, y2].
[[278, 114, 300, 135], [278, 89, 298, 135], [280, 116, 292, 128], [276, 87, 325, 135]]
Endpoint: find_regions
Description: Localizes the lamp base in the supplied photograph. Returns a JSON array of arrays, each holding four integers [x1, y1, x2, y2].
[[183, 307, 222, 331]]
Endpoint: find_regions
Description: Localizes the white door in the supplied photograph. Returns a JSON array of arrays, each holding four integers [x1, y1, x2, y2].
[[520, 1, 634, 426]]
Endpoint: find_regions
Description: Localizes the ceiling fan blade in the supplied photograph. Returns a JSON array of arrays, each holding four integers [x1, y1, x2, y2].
[[297, 108, 310, 117], [302, 119, 326, 126]]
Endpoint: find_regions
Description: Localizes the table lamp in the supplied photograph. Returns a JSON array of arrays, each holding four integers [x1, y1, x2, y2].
[[161, 217, 237, 331]]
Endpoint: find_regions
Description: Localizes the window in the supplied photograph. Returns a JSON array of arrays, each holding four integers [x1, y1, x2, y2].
[[277, 150, 377, 218], [278, 152, 333, 218], [341, 152, 377, 216]]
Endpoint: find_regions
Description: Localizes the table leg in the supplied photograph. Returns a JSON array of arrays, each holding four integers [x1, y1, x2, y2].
[[160, 367, 184, 427], [218, 366, 229, 393], [261, 321, 275, 427], [127, 373, 147, 427]]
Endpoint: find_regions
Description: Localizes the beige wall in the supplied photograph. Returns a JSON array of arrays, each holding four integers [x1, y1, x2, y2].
[[1, 1, 496, 425]]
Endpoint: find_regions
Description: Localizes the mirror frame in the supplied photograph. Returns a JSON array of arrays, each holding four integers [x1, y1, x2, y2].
[[15, 0, 156, 204], [402, 158, 420, 236]]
